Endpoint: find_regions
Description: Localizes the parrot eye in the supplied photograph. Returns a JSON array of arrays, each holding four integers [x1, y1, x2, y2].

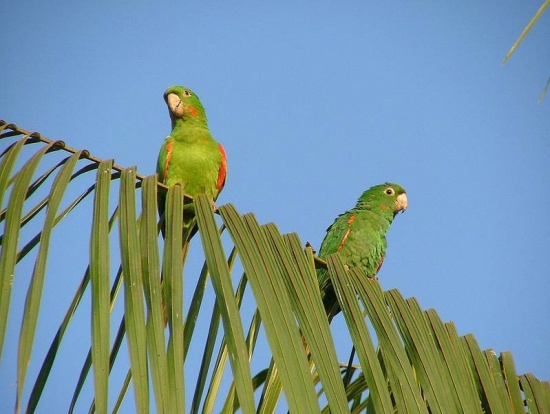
[[183, 90, 191, 97], [385, 188, 395, 196]]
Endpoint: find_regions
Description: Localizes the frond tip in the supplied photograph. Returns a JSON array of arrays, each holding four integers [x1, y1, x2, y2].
[[502, 0, 549, 65]]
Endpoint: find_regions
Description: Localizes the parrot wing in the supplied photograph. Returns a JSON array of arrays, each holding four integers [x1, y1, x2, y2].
[[214, 143, 227, 198], [318, 211, 355, 258], [157, 136, 173, 183]]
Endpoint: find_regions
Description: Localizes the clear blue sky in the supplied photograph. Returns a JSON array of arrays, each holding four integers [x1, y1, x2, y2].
[[2, 1, 549, 412]]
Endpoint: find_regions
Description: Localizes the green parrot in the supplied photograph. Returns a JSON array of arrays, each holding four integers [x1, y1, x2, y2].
[[157, 85, 227, 239], [317, 182, 408, 319]]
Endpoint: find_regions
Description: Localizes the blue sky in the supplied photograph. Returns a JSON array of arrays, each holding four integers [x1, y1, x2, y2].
[[2, 1, 549, 411]]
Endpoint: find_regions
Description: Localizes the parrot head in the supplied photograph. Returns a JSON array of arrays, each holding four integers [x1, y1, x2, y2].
[[356, 183, 408, 217], [164, 85, 207, 125]]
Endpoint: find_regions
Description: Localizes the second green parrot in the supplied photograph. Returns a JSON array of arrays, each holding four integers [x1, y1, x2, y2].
[[317, 182, 408, 318], [157, 85, 227, 238]]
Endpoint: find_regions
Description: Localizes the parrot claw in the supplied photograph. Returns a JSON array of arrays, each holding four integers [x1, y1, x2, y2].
[[305, 241, 317, 254]]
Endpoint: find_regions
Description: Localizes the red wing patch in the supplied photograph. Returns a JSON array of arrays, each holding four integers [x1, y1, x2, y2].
[[337, 215, 356, 253], [162, 139, 173, 182], [376, 254, 385, 274], [216, 143, 227, 192]]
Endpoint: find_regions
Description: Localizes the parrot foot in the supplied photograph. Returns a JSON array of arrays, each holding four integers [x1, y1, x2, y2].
[[305, 241, 317, 254]]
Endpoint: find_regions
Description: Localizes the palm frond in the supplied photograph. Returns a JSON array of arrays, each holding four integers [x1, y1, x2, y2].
[[502, 0, 549, 64], [502, 0, 549, 102], [1, 120, 549, 413]]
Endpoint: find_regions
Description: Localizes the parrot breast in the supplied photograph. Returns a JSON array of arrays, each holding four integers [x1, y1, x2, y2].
[[158, 129, 225, 200]]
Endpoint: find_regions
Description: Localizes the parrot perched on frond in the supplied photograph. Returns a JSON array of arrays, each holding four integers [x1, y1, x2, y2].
[[317, 182, 408, 319], [157, 85, 227, 240]]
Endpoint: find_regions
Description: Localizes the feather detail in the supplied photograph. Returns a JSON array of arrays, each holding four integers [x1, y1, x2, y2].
[[186, 105, 199, 117], [376, 254, 385, 273], [162, 138, 173, 182], [216, 143, 227, 192], [337, 214, 356, 252]]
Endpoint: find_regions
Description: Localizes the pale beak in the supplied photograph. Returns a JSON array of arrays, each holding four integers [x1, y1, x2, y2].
[[395, 193, 408, 213], [167, 93, 184, 117]]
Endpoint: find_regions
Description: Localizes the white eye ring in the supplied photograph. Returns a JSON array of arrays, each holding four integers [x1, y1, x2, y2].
[[385, 187, 395, 196], [184, 90, 191, 97]]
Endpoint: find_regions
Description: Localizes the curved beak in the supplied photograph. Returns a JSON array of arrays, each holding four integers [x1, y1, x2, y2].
[[395, 193, 408, 213], [166, 93, 184, 117]]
